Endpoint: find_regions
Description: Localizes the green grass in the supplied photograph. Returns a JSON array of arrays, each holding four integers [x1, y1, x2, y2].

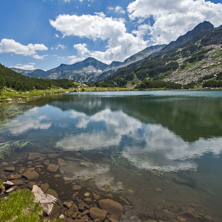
[[0, 189, 42, 222], [0, 87, 72, 102]]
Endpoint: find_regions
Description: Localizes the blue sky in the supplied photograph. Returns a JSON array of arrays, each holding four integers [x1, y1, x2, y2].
[[0, 0, 222, 71]]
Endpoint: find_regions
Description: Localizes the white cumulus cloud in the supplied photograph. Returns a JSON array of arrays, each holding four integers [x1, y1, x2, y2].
[[0, 38, 48, 59], [50, 13, 147, 64], [73, 43, 90, 57], [13, 63, 36, 70], [108, 6, 126, 14], [128, 0, 222, 44]]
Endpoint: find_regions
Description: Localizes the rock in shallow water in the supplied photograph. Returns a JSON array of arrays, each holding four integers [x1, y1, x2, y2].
[[99, 199, 123, 215], [32, 185, 57, 215], [90, 207, 107, 220], [47, 164, 58, 172], [23, 169, 39, 180]]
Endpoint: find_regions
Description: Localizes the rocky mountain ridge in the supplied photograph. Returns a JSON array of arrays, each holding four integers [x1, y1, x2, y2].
[[11, 45, 165, 83]]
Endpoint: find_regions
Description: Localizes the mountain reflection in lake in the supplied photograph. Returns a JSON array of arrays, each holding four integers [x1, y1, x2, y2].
[[1, 91, 222, 221]]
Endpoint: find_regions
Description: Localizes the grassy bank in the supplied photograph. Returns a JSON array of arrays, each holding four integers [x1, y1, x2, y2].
[[0, 87, 72, 103], [0, 86, 128, 103]]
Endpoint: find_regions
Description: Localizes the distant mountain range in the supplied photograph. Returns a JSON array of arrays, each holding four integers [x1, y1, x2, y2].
[[11, 45, 165, 83], [11, 21, 222, 87]]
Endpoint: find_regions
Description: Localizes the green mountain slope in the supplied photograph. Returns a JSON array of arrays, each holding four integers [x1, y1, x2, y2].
[[0, 64, 76, 91]]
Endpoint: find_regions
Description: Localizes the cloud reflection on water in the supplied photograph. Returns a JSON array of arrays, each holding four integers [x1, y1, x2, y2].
[[56, 108, 222, 172]]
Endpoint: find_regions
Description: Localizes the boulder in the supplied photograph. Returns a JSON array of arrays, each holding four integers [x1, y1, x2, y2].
[[90, 207, 107, 220], [99, 199, 123, 215], [32, 185, 57, 215]]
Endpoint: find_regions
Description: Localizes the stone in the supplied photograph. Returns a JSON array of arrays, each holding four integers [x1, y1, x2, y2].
[[99, 199, 123, 215], [32, 185, 57, 215], [155, 188, 162, 192], [55, 174, 61, 178], [47, 188, 58, 198], [93, 192, 100, 200], [1, 162, 8, 166], [58, 158, 67, 165], [73, 185, 81, 191], [10, 179, 25, 185], [177, 216, 187, 222], [5, 186, 18, 193], [8, 174, 22, 180], [74, 215, 89, 222], [109, 218, 119, 222], [3, 181, 14, 187], [48, 153, 60, 158], [47, 164, 58, 172], [27, 182, 36, 189], [90, 207, 107, 220], [72, 192, 79, 199], [4, 167, 15, 172], [77, 200, 89, 211], [63, 201, 73, 209], [59, 214, 65, 219], [28, 153, 44, 160], [23, 169, 39, 180], [84, 198, 92, 203], [40, 183, 49, 193], [44, 160, 50, 165], [84, 192, 90, 197]]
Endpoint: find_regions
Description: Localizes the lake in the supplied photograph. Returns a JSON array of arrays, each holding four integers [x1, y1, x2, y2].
[[0, 90, 222, 222]]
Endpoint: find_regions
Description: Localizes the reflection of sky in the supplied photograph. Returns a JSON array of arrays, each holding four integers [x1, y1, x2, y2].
[[4, 104, 222, 172], [8, 107, 51, 135], [56, 108, 222, 172]]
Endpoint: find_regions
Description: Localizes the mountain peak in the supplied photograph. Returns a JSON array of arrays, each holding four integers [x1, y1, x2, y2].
[[162, 21, 214, 52]]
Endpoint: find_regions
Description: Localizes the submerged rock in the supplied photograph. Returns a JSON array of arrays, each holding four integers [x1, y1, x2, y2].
[[58, 158, 67, 166], [99, 199, 123, 215], [47, 164, 58, 172], [28, 152, 44, 160], [32, 185, 57, 215], [4, 167, 15, 172], [23, 169, 39, 180], [90, 207, 107, 220]]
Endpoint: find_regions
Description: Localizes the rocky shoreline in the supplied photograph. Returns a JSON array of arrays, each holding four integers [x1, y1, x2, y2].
[[0, 151, 216, 222], [0, 152, 139, 222]]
